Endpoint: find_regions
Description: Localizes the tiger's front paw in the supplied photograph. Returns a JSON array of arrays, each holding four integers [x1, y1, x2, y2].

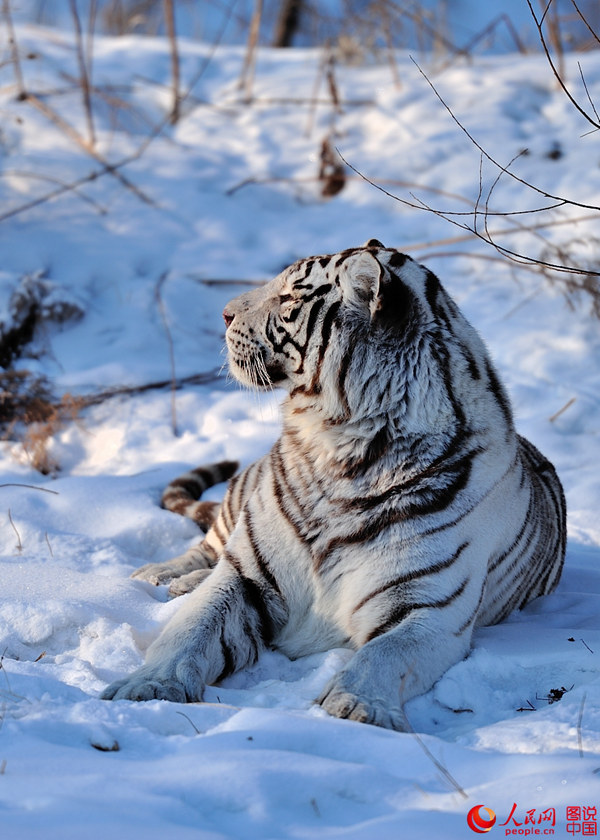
[[317, 671, 406, 731], [101, 661, 204, 703]]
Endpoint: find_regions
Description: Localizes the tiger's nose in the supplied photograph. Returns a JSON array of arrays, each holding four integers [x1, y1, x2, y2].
[[223, 310, 234, 328]]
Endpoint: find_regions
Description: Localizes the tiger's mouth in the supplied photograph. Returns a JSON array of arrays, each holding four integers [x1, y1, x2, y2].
[[228, 345, 287, 389]]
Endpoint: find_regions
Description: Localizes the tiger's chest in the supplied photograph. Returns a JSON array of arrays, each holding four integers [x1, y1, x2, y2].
[[239, 469, 392, 657]]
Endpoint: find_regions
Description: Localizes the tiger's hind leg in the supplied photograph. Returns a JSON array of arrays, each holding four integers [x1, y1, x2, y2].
[[131, 541, 217, 592], [166, 568, 212, 597], [132, 460, 239, 594]]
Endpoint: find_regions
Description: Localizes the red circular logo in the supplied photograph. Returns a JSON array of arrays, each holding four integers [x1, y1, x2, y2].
[[467, 805, 497, 833]]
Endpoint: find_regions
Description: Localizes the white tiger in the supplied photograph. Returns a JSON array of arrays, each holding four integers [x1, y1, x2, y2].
[[102, 241, 566, 730]]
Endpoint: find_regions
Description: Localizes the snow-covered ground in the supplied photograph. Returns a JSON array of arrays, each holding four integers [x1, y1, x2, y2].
[[1, 16, 599, 840]]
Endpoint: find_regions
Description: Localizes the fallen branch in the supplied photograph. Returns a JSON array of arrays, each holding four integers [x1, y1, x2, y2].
[[78, 369, 222, 408], [0, 483, 59, 494]]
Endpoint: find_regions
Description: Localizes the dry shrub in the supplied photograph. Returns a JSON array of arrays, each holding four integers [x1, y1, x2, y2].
[[539, 238, 600, 318], [0, 370, 83, 474]]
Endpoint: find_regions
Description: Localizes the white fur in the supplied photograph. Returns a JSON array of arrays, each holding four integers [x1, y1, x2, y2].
[[103, 243, 565, 730]]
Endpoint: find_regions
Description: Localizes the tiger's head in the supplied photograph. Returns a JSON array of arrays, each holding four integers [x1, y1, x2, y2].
[[223, 239, 493, 443], [224, 239, 424, 393]]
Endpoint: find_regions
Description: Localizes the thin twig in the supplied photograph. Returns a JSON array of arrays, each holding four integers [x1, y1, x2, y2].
[[23, 92, 157, 205], [402, 709, 468, 799], [577, 693, 586, 758], [154, 271, 179, 436], [337, 148, 599, 278], [570, 0, 600, 47], [526, 0, 599, 130], [0, 483, 59, 494], [7, 509, 22, 552], [239, 0, 263, 101], [410, 56, 600, 209], [175, 710, 202, 734], [1, 168, 107, 214], [2, 0, 25, 98], [69, 0, 96, 147], [164, 0, 180, 124], [578, 62, 600, 125], [78, 369, 222, 408], [549, 397, 576, 422]]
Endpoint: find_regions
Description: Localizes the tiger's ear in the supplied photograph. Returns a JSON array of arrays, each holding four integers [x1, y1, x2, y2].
[[338, 250, 382, 318]]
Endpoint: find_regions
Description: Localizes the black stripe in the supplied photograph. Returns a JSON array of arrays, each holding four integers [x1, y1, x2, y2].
[[270, 448, 309, 543], [302, 297, 325, 343], [388, 251, 409, 268], [460, 339, 481, 381], [303, 284, 332, 302], [165, 476, 204, 500], [239, 575, 276, 645], [425, 269, 440, 313], [485, 358, 513, 433], [314, 454, 477, 572], [231, 465, 252, 510], [220, 492, 236, 533], [353, 542, 469, 614], [221, 550, 276, 647], [488, 503, 531, 573], [216, 629, 235, 683], [493, 518, 538, 591], [344, 423, 390, 479], [342, 437, 480, 514], [336, 348, 352, 418], [246, 509, 282, 596], [316, 300, 340, 360], [455, 578, 486, 635], [223, 549, 243, 575], [430, 342, 467, 427], [365, 577, 469, 642]]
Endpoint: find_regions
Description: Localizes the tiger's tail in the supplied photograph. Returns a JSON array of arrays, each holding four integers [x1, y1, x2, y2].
[[161, 460, 239, 531]]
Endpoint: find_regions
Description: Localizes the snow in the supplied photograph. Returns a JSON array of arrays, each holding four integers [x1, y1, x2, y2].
[[1, 14, 600, 840]]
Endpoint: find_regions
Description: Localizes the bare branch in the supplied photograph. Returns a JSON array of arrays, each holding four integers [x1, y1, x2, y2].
[[69, 0, 96, 147], [239, 0, 263, 101], [526, 0, 599, 130], [410, 56, 600, 210], [154, 271, 179, 436], [570, 0, 600, 47], [164, 0, 181, 124], [337, 148, 599, 281], [578, 62, 600, 125], [2, 0, 25, 98]]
